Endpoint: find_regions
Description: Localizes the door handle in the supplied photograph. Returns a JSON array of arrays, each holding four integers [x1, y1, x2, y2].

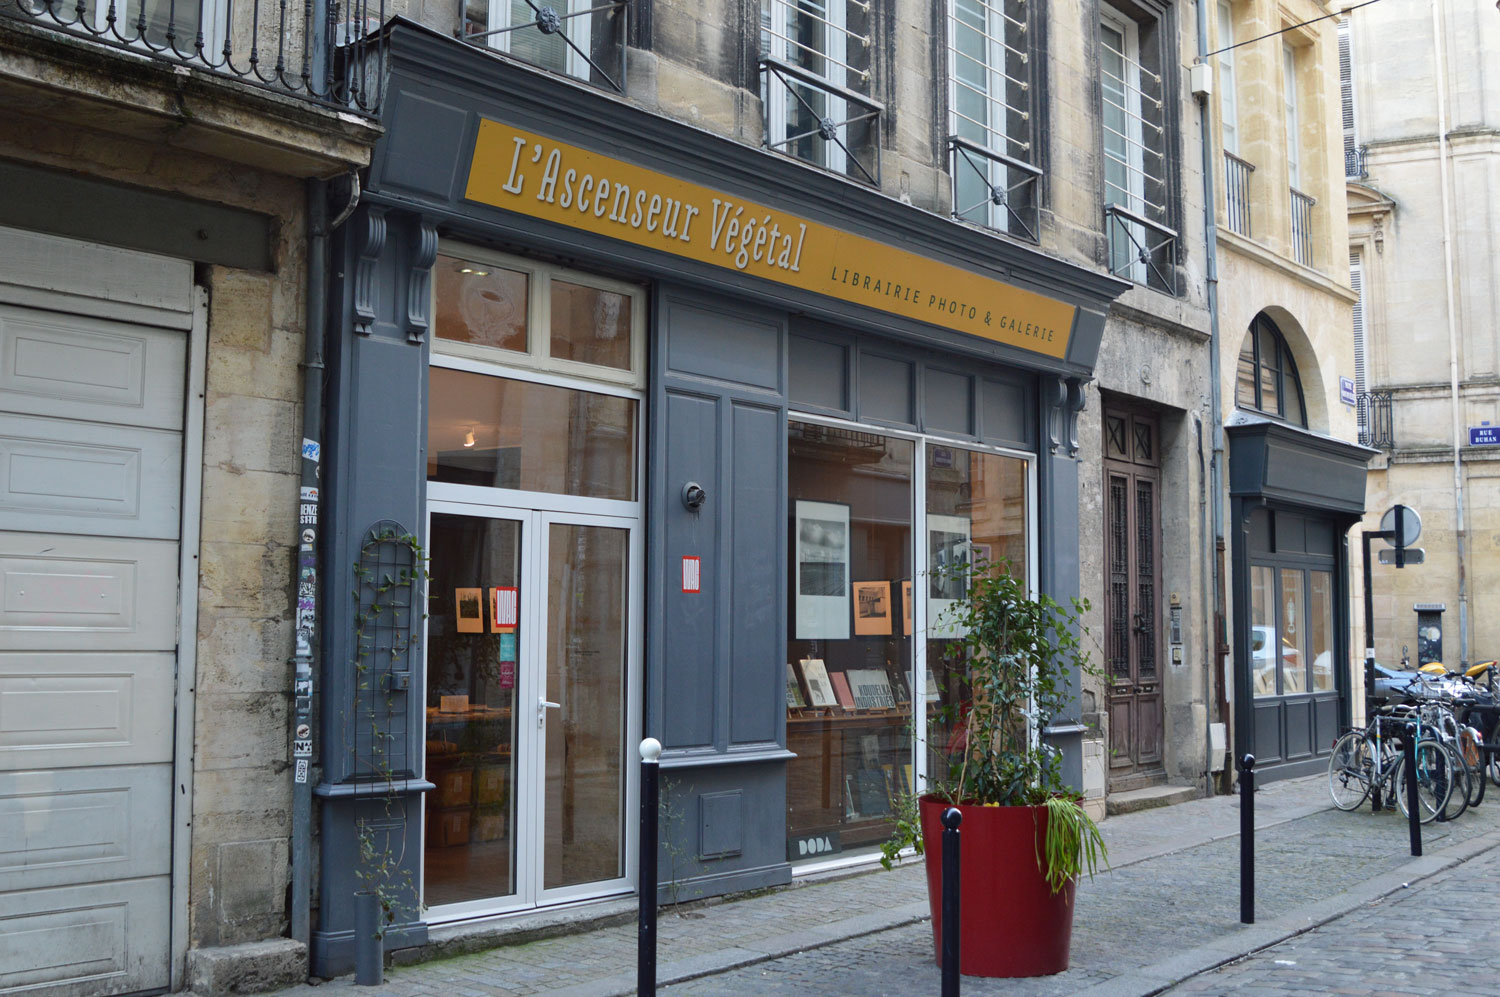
[[538, 698, 561, 727]]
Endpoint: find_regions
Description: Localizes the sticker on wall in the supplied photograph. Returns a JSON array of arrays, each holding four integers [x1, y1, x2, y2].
[[491, 586, 519, 631], [301, 438, 321, 462], [300, 486, 319, 502], [293, 739, 313, 757], [294, 758, 310, 784], [682, 556, 702, 594]]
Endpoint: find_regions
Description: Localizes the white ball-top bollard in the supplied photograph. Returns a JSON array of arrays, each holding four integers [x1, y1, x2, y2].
[[640, 737, 662, 763]]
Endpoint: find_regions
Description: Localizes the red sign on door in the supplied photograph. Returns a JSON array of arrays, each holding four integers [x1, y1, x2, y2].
[[491, 586, 519, 631], [682, 556, 701, 594]]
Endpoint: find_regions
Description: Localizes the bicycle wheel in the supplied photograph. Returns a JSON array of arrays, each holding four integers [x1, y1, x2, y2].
[[1396, 739, 1453, 824], [1459, 727, 1486, 808], [1439, 742, 1471, 821], [1328, 731, 1372, 810]]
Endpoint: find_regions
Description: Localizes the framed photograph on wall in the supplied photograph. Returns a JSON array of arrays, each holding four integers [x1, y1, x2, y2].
[[795, 500, 851, 640], [852, 580, 893, 636], [454, 587, 485, 633], [927, 515, 971, 638]]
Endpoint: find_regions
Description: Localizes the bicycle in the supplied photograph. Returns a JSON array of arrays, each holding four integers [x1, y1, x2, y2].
[[1328, 703, 1453, 822]]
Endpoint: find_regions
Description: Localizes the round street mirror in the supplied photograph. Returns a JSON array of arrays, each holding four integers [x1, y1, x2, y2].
[[1379, 504, 1422, 548]]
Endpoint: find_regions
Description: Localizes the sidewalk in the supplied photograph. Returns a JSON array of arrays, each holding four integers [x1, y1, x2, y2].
[[254, 776, 1500, 996]]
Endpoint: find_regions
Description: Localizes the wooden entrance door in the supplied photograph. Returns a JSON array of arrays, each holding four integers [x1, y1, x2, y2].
[[1104, 407, 1163, 789]]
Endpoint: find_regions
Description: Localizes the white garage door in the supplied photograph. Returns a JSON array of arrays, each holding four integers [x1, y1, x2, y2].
[[0, 227, 194, 996]]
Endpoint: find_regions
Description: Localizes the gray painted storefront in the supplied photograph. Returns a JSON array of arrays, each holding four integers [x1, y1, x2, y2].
[[1226, 415, 1375, 782], [311, 19, 1125, 974]]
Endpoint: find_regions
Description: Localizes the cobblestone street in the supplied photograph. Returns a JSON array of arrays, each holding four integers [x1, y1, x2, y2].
[[241, 776, 1500, 997]]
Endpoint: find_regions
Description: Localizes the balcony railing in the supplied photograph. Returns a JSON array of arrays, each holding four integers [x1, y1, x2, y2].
[[7, 0, 385, 113], [1290, 187, 1315, 267], [1357, 390, 1393, 449], [1105, 202, 1177, 296], [1344, 144, 1367, 179], [760, 57, 882, 187], [1223, 151, 1254, 238], [948, 136, 1042, 243], [461, 0, 630, 95]]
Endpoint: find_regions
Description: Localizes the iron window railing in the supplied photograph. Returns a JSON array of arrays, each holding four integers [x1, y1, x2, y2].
[[1290, 186, 1315, 267], [461, 0, 630, 94], [759, 56, 883, 186], [1357, 391, 1392, 449], [7, 0, 385, 113], [1223, 151, 1253, 238], [948, 136, 1041, 242], [1105, 202, 1177, 296], [1344, 144, 1367, 180]]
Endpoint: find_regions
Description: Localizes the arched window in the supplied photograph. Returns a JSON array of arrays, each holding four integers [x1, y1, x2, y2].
[[1235, 313, 1306, 426]]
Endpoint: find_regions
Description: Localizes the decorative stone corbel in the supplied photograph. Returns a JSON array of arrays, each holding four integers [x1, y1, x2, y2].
[[1066, 378, 1088, 457], [406, 220, 439, 344], [1046, 377, 1066, 454], [352, 207, 386, 337]]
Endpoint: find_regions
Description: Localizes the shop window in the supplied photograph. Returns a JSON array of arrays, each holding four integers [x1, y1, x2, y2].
[[784, 420, 1030, 864], [426, 367, 637, 500], [786, 422, 915, 860], [433, 248, 645, 387], [760, 0, 881, 185], [1100, 2, 1177, 294], [947, 0, 1042, 240], [462, 0, 628, 93], [1234, 313, 1306, 427]]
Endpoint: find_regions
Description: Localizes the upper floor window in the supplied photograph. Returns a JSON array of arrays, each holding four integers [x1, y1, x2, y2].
[[1101, 2, 1176, 294], [1283, 43, 1302, 191], [1235, 313, 1306, 426], [1216, 0, 1239, 156], [947, 0, 1041, 240], [464, 0, 628, 92], [1339, 17, 1364, 178], [760, 0, 882, 185]]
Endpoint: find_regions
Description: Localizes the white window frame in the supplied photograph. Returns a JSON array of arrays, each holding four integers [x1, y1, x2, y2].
[[432, 241, 646, 390], [1101, 5, 1149, 284], [472, 0, 593, 81], [763, 0, 860, 175], [1217, 0, 1239, 156], [1284, 43, 1301, 191], [94, 0, 229, 55], [948, 0, 1032, 231], [1338, 17, 1358, 171]]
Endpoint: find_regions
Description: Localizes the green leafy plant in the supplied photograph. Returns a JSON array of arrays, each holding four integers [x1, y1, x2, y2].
[[885, 558, 1107, 892], [878, 790, 924, 870]]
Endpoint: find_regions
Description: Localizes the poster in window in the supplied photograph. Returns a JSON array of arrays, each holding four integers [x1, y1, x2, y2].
[[852, 580, 893, 636], [795, 500, 851, 640], [927, 514, 971, 638], [901, 579, 913, 636], [454, 587, 485, 634]]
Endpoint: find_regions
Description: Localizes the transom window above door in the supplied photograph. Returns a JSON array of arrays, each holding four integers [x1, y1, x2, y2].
[[433, 247, 646, 387]]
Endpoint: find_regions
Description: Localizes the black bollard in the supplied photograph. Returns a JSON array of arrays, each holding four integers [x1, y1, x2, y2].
[[1404, 726, 1422, 857], [941, 806, 963, 997], [1238, 753, 1254, 924], [638, 737, 662, 997]]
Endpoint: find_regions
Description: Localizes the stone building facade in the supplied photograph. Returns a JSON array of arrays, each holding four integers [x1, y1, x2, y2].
[[1, 0, 1372, 992], [0, 11, 379, 995], [1345, 0, 1500, 673]]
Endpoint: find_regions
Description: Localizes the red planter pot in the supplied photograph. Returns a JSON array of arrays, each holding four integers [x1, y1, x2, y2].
[[920, 796, 1077, 978]]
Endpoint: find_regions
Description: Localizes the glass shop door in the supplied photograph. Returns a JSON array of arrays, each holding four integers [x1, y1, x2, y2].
[[423, 502, 639, 918]]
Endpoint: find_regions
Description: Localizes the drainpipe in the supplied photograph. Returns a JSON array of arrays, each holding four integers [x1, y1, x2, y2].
[[1432, 0, 1469, 666], [1194, 0, 1228, 790], [291, 171, 358, 946]]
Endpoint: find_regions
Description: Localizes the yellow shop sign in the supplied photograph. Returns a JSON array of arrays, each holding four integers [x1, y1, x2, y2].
[[465, 118, 1076, 359]]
